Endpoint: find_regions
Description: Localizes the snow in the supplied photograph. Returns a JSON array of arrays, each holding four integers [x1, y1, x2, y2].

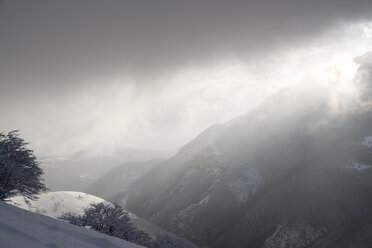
[[169, 195, 211, 236], [198, 195, 210, 206], [178, 195, 210, 217], [8, 191, 167, 240], [170, 195, 210, 227], [264, 224, 327, 248], [9, 191, 110, 218], [205, 167, 222, 177], [0, 201, 144, 248], [360, 136, 372, 148], [346, 162, 372, 172]]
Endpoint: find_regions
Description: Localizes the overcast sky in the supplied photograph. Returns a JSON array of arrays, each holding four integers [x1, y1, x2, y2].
[[1, 0, 372, 157]]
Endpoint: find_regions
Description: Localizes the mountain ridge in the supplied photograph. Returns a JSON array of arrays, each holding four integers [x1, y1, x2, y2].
[[122, 52, 372, 247]]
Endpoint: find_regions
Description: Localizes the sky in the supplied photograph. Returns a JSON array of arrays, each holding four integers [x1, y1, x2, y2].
[[1, 0, 372, 157]]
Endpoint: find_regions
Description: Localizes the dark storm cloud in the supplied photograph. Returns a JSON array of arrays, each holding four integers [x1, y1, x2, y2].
[[0, 0, 372, 93]]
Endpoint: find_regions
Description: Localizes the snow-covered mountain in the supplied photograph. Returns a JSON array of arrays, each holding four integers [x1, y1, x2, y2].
[[0, 201, 143, 248], [123, 52, 372, 247]]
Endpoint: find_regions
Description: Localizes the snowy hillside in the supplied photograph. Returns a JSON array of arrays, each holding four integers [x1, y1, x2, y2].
[[9, 191, 181, 242], [0, 201, 143, 248], [9, 191, 108, 218]]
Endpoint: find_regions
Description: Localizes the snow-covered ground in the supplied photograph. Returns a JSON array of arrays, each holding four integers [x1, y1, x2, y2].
[[0, 201, 143, 248], [8, 191, 174, 241], [9, 191, 109, 218]]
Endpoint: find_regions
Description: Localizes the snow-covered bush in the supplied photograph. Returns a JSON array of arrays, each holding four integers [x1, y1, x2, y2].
[[58, 202, 152, 247], [0, 130, 47, 201], [59, 202, 193, 248]]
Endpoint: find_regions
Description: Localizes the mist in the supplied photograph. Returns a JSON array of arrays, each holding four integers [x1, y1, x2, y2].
[[0, 0, 372, 157]]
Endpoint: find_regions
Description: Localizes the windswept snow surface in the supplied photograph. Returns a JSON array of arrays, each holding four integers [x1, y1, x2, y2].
[[9, 191, 109, 218], [0, 201, 143, 248]]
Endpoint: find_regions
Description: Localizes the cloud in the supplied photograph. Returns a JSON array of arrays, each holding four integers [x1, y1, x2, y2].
[[1, 1, 372, 156], [1, 0, 372, 90]]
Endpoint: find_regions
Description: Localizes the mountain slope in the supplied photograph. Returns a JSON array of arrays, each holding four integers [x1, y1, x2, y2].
[[125, 53, 372, 247], [87, 159, 163, 205], [0, 201, 143, 248], [41, 148, 172, 192]]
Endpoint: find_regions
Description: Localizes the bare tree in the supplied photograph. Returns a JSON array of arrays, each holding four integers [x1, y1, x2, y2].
[[0, 130, 47, 201], [58, 202, 152, 247]]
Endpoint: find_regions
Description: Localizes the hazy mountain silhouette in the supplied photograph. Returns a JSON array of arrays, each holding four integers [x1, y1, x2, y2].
[[121, 53, 372, 247]]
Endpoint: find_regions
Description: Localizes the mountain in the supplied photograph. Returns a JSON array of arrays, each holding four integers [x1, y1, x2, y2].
[[124, 53, 372, 247], [87, 159, 164, 205], [40, 148, 172, 192], [0, 201, 143, 248]]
